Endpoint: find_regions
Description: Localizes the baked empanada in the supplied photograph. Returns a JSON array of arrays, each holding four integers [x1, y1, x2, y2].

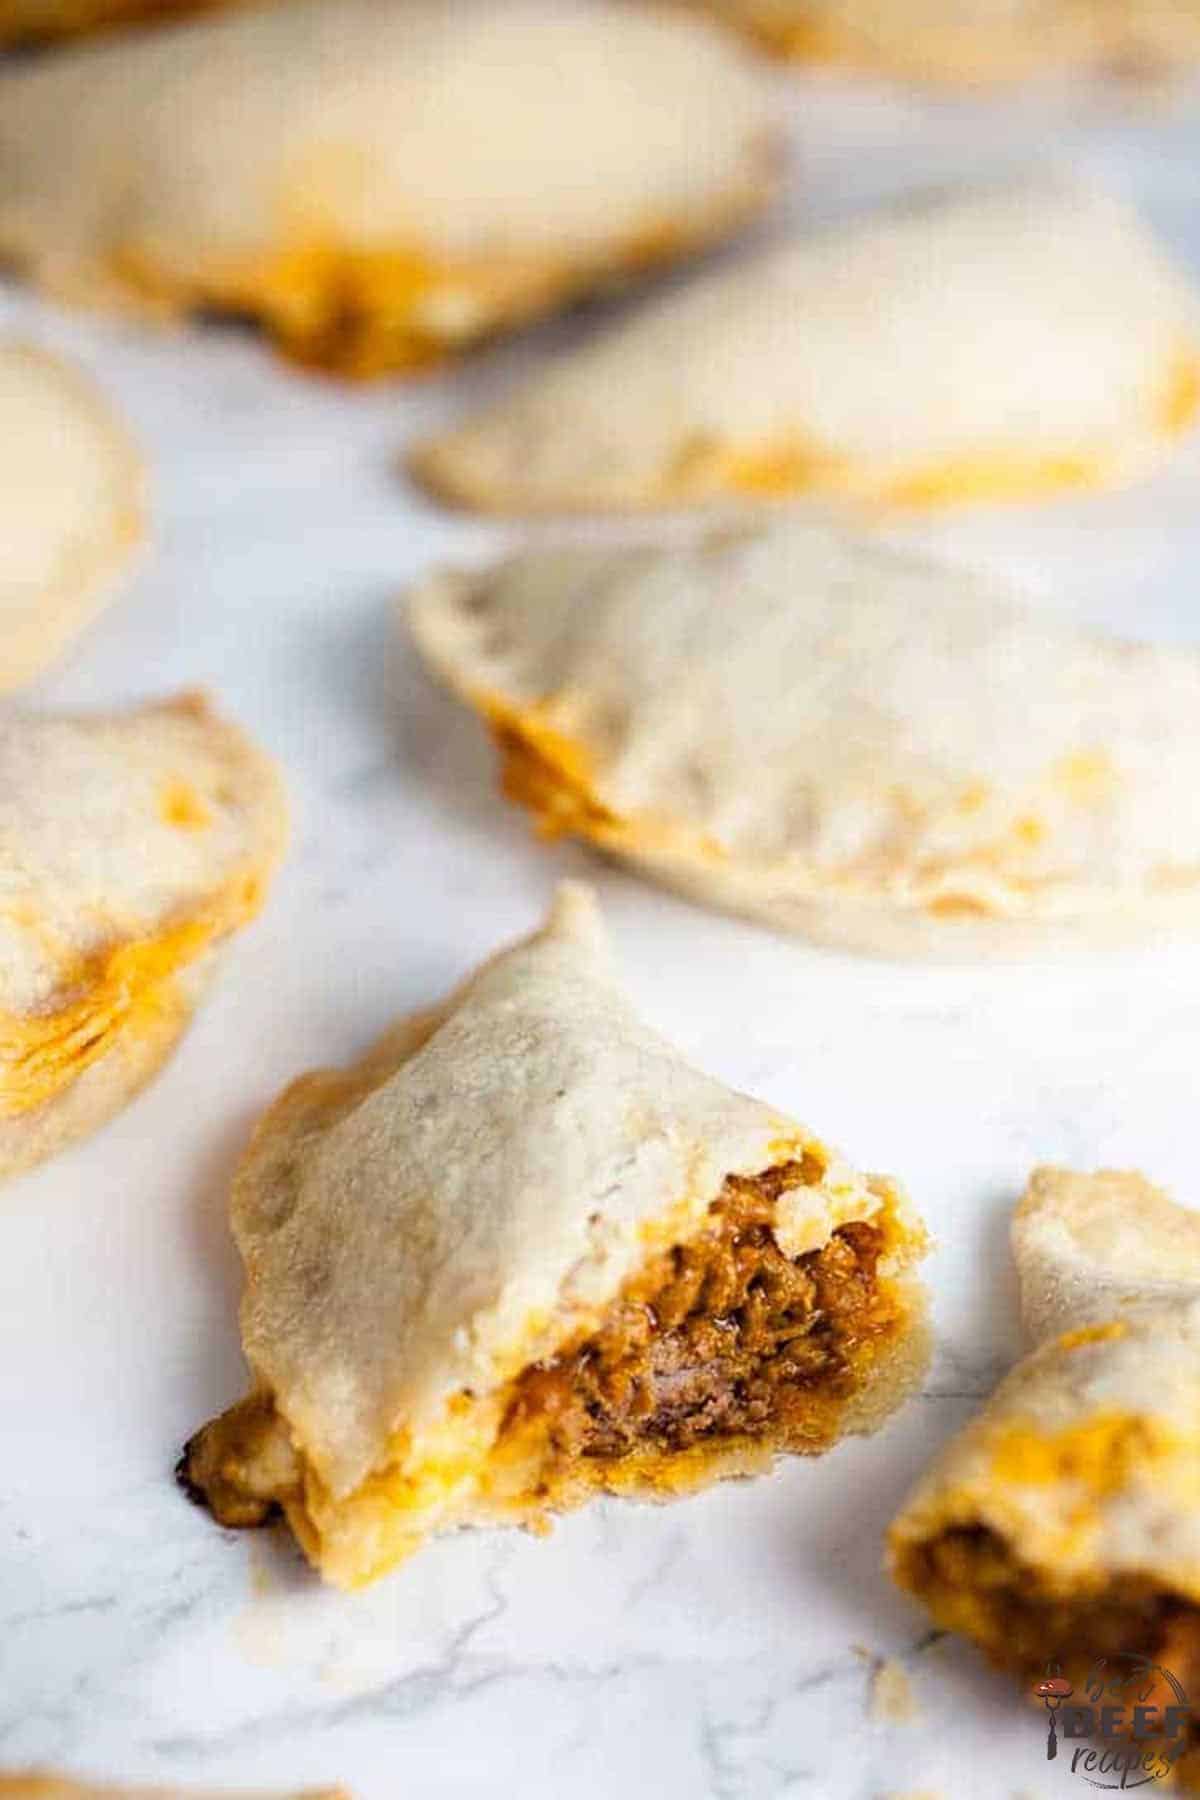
[[0, 0, 777, 377], [407, 520, 1200, 958], [1, 343, 144, 693], [677, 0, 1200, 84], [181, 885, 929, 1589], [889, 1168, 1200, 1771], [413, 181, 1200, 512], [0, 693, 287, 1181], [0, 1780, 346, 1800]]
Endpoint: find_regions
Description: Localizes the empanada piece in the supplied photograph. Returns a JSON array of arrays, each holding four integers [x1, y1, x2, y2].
[[1, 343, 144, 693], [1013, 1166, 1200, 1345], [413, 181, 1200, 512], [889, 1169, 1200, 1760], [0, 0, 236, 46], [0, 0, 777, 378], [407, 520, 1200, 958], [0, 1779, 346, 1800], [677, 0, 1200, 84], [0, 693, 287, 1181], [181, 885, 929, 1589]]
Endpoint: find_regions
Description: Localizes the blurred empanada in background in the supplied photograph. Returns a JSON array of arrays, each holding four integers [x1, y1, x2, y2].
[[414, 181, 1200, 513], [0, 0, 779, 377], [0, 694, 287, 1182], [0, 343, 144, 693], [407, 519, 1200, 958], [675, 0, 1200, 84], [889, 1167, 1200, 1780], [0, 1778, 347, 1800], [0, 0, 237, 46], [181, 885, 929, 1589]]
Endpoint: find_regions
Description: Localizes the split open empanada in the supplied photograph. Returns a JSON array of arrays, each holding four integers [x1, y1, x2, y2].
[[675, 0, 1200, 84], [181, 885, 929, 1589], [0, 1779, 346, 1800], [889, 1167, 1200, 1769], [0, 693, 287, 1181], [1, 343, 144, 693], [0, 0, 777, 377], [408, 520, 1200, 958], [413, 181, 1200, 512]]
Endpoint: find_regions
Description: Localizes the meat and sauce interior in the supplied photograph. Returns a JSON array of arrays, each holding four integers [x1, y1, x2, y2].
[[182, 1160, 909, 1531], [897, 1522, 1200, 1731]]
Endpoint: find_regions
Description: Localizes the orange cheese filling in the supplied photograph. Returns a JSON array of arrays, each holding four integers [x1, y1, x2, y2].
[[181, 1167, 919, 1585], [663, 350, 1200, 509], [666, 438, 1115, 508], [1162, 352, 1200, 435], [0, 869, 265, 1121], [159, 779, 214, 831], [488, 703, 620, 844], [987, 1412, 1179, 1497], [487, 697, 1166, 926], [113, 214, 732, 380], [482, 693, 728, 871]]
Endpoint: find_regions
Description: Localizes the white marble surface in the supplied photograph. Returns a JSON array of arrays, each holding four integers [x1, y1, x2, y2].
[[2, 57, 1200, 1800]]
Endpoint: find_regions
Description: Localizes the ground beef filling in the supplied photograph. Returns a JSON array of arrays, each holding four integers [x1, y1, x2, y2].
[[911, 1523, 1200, 1694], [500, 1163, 900, 1464]]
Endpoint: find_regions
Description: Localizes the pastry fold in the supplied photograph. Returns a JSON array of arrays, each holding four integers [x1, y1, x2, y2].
[[1, 342, 144, 693], [0, 0, 777, 377], [0, 693, 287, 1180], [413, 181, 1200, 512], [889, 1168, 1200, 1765], [408, 519, 1200, 957], [181, 885, 929, 1588], [679, 0, 1200, 85]]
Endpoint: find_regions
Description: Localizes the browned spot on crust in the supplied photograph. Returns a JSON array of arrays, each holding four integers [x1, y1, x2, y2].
[[179, 1390, 300, 1529]]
